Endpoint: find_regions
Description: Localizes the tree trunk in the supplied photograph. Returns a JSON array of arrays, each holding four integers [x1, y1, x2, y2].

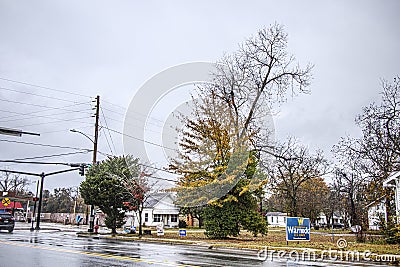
[[291, 195, 298, 217], [138, 204, 143, 236], [198, 216, 203, 228]]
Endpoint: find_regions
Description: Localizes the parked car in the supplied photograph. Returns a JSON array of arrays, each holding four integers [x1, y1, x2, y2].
[[0, 212, 15, 233]]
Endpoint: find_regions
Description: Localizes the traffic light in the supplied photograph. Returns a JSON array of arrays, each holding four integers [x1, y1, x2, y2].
[[79, 165, 85, 176]]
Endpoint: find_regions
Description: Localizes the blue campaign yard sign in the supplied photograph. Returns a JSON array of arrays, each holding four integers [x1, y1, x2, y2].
[[179, 229, 187, 237], [286, 217, 310, 241]]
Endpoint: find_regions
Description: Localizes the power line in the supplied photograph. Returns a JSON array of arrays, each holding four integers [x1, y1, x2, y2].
[[13, 116, 92, 128], [0, 108, 92, 123], [11, 151, 90, 161], [100, 107, 116, 154], [137, 162, 177, 175], [40, 125, 93, 135], [102, 106, 164, 125], [100, 127, 113, 155], [99, 125, 175, 151], [0, 86, 83, 103], [146, 174, 177, 183], [0, 139, 92, 152], [103, 114, 164, 130], [0, 160, 72, 166], [102, 99, 126, 111], [0, 101, 91, 121], [0, 76, 92, 98], [0, 99, 91, 119], [86, 149, 177, 176]]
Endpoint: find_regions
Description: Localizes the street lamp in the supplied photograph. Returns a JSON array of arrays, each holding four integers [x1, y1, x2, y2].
[[70, 129, 94, 144], [0, 127, 40, 137], [70, 128, 98, 232]]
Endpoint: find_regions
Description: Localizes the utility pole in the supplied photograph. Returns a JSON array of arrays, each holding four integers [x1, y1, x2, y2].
[[88, 95, 100, 232]]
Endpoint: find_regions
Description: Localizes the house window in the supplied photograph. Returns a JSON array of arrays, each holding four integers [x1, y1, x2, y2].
[[271, 217, 274, 223], [144, 213, 148, 222], [171, 214, 178, 223], [154, 214, 161, 222]]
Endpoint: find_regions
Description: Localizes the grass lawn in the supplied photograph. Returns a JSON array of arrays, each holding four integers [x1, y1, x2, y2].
[[120, 227, 400, 256]]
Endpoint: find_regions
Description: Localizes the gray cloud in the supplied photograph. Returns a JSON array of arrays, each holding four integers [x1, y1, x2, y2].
[[0, 0, 399, 191]]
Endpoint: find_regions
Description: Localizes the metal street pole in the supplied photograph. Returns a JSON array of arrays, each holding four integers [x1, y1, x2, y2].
[[30, 180, 39, 231], [35, 173, 45, 230], [88, 95, 100, 232], [0, 168, 80, 231]]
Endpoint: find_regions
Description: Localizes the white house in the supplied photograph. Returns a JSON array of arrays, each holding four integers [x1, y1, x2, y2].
[[266, 212, 287, 227], [383, 171, 400, 224], [125, 192, 180, 228], [315, 212, 345, 227], [366, 197, 387, 230]]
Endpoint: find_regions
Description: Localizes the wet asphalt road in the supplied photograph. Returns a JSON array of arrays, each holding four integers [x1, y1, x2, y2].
[[0, 229, 286, 267], [0, 229, 392, 267]]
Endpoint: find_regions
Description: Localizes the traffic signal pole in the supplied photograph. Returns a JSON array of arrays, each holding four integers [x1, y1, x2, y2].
[[35, 172, 45, 230], [30, 180, 39, 231], [0, 168, 80, 230]]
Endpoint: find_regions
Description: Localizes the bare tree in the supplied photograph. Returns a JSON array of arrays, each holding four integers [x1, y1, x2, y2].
[[332, 144, 369, 241], [334, 76, 400, 221], [208, 23, 313, 149], [265, 138, 328, 216], [0, 171, 29, 195]]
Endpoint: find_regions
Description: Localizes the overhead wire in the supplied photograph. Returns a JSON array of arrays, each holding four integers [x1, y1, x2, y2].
[[99, 126, 113, 155], [40, 125, 93, 135], [146, 174, 177, 183], [0, 99, 92, 119], [0, 160, 72, 166], [0, 139, 92, 152], [0, 86, 84, 103], [102, 99, 126, 111], [11, 151, 90, 161], [137, 162, 178, 175], [100, 107, 116, 154], [13, 116, 92, 128], [98, 125, 175, 151], [0, 108, 93, 123], [0, 76, 92, 99], [102, 106, 164, 125]]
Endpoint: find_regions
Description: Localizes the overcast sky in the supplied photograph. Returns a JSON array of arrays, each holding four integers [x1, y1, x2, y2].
[[0, 0, 399, 192]]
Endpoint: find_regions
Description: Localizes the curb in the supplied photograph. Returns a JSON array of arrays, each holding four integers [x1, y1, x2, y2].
[[75, 232, 400, 265]]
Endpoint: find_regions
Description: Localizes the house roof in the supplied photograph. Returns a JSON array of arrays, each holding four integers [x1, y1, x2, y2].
[[266, 212, 287, 216], [383, 171, 400, 186], [0, 201, 23, 210], [144, 192, 171, 208], [366, 196, 386, 208]]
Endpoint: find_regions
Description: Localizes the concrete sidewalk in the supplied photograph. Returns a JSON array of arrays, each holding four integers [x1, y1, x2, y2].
[[14, 221, 110, 233]]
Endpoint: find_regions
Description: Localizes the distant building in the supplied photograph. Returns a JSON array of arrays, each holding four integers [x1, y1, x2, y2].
[[315, 212, 345, 227], [0, 201, 23, 214], [383, 171, 400, 224], [125, 192, 180, 228], [366, 197, 387, 230], [265, 212, 287, 227]]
